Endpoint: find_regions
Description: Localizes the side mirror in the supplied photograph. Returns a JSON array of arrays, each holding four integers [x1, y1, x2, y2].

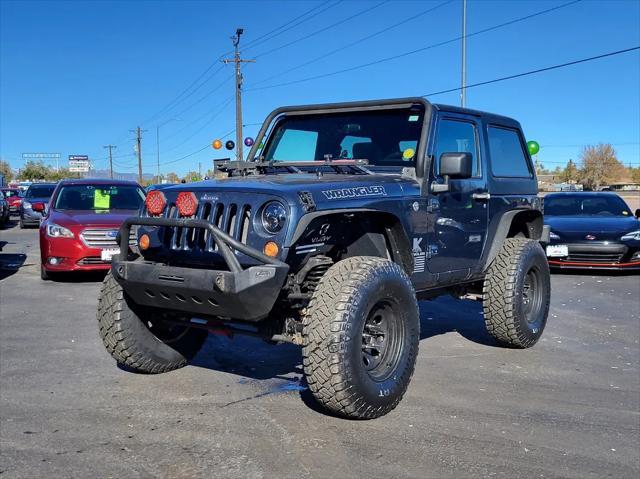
[[32, 202, 45, 212], [635, 208, 640, 219], [431, 152, 473, 193]]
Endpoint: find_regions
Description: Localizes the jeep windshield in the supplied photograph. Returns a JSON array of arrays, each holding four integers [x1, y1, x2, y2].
[[54, 185, 145, 211], [262, 107, 425, 169]]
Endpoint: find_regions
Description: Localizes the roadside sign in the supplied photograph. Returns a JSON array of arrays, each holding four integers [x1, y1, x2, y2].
[[69, 155, 90, 172]]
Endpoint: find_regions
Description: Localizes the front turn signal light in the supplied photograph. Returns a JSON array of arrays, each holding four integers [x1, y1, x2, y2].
[[263, 241, 279, 258], [139, 234, 150, 250]]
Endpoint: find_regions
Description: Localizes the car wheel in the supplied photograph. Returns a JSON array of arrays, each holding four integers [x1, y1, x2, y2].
[[483, 237, 551, 348], [41, 265, 51, 281], [97, 271, 208, 374], [302, 256, 420, 419]]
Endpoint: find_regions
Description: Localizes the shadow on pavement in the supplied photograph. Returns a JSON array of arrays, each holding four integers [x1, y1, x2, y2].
[[0, 253, 27, 281], [186, 296, 498, 388], [419, 295, 498, 347]]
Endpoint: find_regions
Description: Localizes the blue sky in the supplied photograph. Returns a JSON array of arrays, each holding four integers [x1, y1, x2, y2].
[[1, 0, 639, 177]]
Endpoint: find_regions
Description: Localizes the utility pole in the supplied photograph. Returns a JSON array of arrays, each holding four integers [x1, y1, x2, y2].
[[130, 127, 147, 184], [103, 145, 117, 179], [198, 161, 202, 180], [223, 28, 255, 162], [461, 0, 467, 108]]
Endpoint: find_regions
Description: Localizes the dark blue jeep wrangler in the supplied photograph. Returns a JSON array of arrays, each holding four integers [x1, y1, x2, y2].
[[97, 98, 551, 419]]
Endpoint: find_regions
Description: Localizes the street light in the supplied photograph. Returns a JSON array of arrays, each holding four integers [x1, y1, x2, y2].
[[156, 118, 180, 182]]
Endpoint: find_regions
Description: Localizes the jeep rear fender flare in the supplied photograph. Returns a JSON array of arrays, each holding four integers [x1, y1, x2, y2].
[[289, 209, 413, 274], [481, 208, 543, 272]]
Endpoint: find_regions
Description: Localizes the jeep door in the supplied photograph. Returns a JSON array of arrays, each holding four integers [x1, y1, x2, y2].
[[426, 112, 489, 275]]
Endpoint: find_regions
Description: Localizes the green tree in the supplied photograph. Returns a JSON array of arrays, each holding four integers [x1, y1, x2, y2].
[[0, 160, 14, 182], [579, 143, 626, 190], [560, 159, 579, 183], [183, 171, 200, 182], [165, 172, 179, 183], [19, 161, 52, 181], [48, 168, 73, 182]]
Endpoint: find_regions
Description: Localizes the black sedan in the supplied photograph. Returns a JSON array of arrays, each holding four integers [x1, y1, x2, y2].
[[543, 192, 640, 270]]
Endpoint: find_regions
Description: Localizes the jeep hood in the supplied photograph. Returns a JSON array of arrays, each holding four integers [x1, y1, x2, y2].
[[169, 173, 416, 204]]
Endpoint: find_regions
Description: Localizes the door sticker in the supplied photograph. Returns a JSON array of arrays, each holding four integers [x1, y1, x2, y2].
[[412, 237, 426, 273]]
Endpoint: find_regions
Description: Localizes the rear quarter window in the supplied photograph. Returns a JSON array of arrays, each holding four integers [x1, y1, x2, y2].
[[488, 126, 532, 178]]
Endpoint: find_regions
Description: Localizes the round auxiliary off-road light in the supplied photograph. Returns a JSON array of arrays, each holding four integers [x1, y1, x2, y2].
[[176, 192, 198, 217], [145, 190, 166, 216], [263, 241, 279, 258], [139, 234, 150, 250]]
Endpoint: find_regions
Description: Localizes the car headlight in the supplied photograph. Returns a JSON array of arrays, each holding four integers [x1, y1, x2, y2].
[[620, 230, 640, 241], [261, 201, 287, 234], [549, 231, 561, 240], [23, 201, 32, 209], [46, 223, 74, 238]]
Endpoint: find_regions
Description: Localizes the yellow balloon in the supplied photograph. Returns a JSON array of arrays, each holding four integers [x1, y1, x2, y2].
[[212, 139, 222, 150], [402, 148, 415, 160]]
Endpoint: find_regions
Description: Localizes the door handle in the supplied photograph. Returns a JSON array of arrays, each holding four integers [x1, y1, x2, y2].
[[472, 192, 491, 201]]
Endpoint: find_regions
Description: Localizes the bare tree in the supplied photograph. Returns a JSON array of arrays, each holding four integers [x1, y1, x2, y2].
[[579, 144, 625, 190]]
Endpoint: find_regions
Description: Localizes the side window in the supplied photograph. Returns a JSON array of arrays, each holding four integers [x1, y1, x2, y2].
[[270, 129, 318, 161], [488, 126, 532, 177], [434, 119, 480, 177]]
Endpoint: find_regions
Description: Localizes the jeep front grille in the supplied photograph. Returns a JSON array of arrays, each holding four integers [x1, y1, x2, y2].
[[164, 201, 253, 252], [80, 228, 137, 249]]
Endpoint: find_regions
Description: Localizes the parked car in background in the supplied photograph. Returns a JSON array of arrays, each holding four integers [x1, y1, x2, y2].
[[20, 183, 57, 228], [39, 179, 145, 280], [0, 191, 10, 225], [544, 192, 640, 270], [0, 188, 23, 215]]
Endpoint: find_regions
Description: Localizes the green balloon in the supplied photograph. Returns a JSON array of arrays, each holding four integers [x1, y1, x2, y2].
[[527, 140, 540, 156]]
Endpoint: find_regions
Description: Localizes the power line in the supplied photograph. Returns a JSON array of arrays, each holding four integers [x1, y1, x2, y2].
[[160, 97, 233, 154], [422, 46, 640, 97], [243, 1, 340, 52], [140, 65, 226, 127], [247, 0, 583, 92], [252, 1, 389, 59], [160, 128, 235, 167], [250, 0, 453, 87]]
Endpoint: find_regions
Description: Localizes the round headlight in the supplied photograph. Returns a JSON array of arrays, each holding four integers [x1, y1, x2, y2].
[[261, 201, 287, 234]]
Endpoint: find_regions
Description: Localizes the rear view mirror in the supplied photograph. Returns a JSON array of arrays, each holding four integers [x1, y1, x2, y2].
[[635, 208, 640, 219], [431, 152, 473, 193], [32, 202, 45, 212]]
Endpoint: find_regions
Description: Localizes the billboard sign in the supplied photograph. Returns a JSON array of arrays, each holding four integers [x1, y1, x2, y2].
[[69, 155, 90, 172]]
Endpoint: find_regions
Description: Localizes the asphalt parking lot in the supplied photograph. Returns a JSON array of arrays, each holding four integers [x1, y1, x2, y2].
[[1, 220, 638, 479]]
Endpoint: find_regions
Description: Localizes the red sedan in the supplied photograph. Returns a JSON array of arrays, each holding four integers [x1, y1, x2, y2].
[[39, 179, 145, 280], [1, 188, 23, 215]]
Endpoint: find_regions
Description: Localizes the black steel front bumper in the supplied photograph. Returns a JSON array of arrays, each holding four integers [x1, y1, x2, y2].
[[112, 217, 289, 321]]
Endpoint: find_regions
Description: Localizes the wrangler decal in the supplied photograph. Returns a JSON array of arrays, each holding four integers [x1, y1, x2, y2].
[[321, 185, 387, 200]]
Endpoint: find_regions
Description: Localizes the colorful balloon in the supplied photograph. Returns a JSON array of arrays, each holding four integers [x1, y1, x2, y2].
[[244, 137, 254, 147], [225, 140, 235, 150], [527, 140, 540, 156], [212, 139, 222, 150]]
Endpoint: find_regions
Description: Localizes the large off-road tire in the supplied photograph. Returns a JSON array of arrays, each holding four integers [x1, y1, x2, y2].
[[97, 271, 208, 373], [483, 237, 551, 348], [302, 256, 420, 419]]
